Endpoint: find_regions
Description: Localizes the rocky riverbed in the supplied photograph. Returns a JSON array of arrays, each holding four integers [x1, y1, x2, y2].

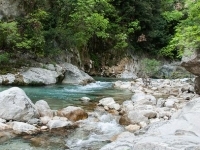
[[0, 77, 200, 149]]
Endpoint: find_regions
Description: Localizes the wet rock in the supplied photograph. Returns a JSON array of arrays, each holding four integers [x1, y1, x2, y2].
[[0, 131, 16, 143], [0, 122, 10, 130], [47, 120, 72, 130], [99, 97, 115, 107], [0, 87, 39, 122], [80, 97, 91, 102], [57, 106, 88, 122], [35, 100, 53, 118], [125, 124, 140, 132], [9, 122, 38, 134], [119, 114, 131, 126]]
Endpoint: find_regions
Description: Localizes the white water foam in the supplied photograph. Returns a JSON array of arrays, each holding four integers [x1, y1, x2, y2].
[[65, 111, 123, 150]]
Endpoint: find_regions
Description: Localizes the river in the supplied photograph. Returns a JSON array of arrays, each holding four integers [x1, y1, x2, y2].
[[0, 77, 133, 150]]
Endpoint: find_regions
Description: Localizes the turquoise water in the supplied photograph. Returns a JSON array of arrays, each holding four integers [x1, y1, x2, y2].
[[0, 77, 133, 110]]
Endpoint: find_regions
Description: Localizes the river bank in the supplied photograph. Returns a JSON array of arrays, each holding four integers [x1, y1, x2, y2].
[[0, 77, 200, 149]]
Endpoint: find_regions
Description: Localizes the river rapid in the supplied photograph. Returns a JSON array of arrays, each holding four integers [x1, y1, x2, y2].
[[0, 77, 133, 150]]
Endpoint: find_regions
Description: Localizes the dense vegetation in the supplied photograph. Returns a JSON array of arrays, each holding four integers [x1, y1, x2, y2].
[[0, 0, 199, 69]]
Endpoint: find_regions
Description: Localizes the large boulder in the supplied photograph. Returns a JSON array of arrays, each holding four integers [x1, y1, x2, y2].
[[0, 67, 61, 85], [181, 49, 200, 93], [22, 67, 59, 85], [0, 87, 39, 122], [181, 49, 200, 76], [61, 63, 94, 85]]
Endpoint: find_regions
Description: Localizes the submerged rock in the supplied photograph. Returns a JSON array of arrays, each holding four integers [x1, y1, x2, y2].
[[0, 87, 39, 122]]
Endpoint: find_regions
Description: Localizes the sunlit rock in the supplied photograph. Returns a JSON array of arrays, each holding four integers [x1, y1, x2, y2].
[[80, 97, 91, 102], [99, 97, 121, 111], [22, 67, 59, 85], [9, 122, 38, 134], [0, 87, 39, 122], [57, 106, 88, 122], [125, 124, 140, 132], [61, 63, 94, 85], [47, 120, 72, 130], [131, 92, 156, 105]]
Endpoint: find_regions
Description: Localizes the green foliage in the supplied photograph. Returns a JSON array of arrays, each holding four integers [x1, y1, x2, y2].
[[162, 10, 184, 22], [68, 0, 110, 48], [161, 0, 200, 58], [141, 58, 161, 76], [0, 53, 9, 64], [1, 0, 196, 67], [0, 21, 20, 49]]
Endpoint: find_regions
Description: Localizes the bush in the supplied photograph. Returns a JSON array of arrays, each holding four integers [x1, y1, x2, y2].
[[141, 58, 161, 77]]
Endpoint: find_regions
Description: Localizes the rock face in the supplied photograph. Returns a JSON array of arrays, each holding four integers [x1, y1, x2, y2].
[[61, 63, 94, 85], [181, 49, 200, 76], [0, 87, 39, 122], [181, 49, 200, 93], [0, 0, 24, 19]]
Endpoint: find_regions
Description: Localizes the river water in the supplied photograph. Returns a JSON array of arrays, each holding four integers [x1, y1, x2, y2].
[[0, 77, 133, 150]]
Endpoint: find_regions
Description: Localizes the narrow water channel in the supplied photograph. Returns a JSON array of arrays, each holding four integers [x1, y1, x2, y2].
[[0, 77, 133, 150]]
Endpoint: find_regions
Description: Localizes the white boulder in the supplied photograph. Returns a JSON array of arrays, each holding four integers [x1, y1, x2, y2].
[[10, 122, 38, 134], [22, 67, 59, 85], [0, 87, 39, 122]]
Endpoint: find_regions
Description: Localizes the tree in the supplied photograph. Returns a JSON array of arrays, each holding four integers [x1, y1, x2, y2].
[[161, 0, 200, 58]]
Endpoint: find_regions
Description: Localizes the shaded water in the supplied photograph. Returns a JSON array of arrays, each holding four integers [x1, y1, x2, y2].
[[0, 77, 133, 150]]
